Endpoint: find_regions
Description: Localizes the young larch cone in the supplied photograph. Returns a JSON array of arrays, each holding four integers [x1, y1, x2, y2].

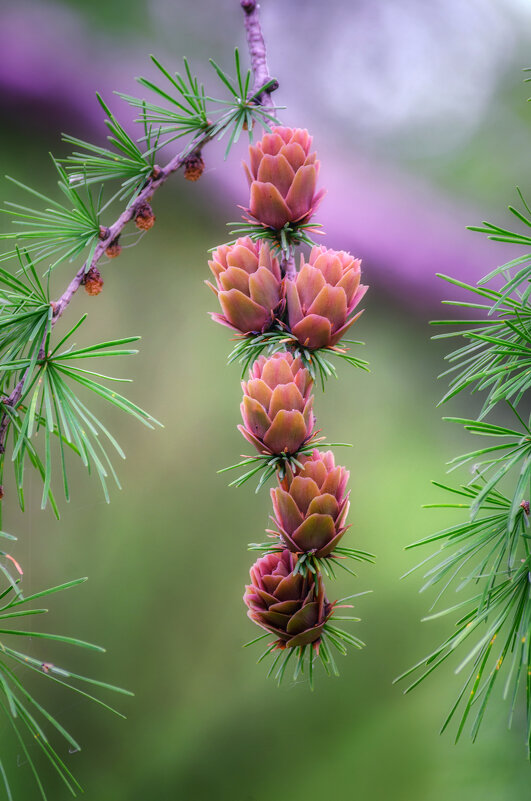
[[206, 237, 284, 334], [184, 153, 205, 181], [271, 450, 350, 558], [239, 352, 314, 455], [286, 246, 368, 350], [243, 127, 325, 230], [105, 238, 122, 259], [244, 550, 333, 647], [135, 202, 155, 230], [83, 266, 104, 296]]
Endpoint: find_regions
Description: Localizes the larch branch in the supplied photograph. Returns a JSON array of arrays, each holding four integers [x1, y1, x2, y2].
[[240, 1, 278, 107], [0, 1, 275, 453]]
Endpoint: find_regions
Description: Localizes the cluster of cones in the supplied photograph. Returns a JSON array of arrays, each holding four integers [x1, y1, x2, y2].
[[206, 126, 368, 674]]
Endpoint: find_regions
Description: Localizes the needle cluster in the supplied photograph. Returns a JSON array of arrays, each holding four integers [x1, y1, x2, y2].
[[397, 190, 531, 759]]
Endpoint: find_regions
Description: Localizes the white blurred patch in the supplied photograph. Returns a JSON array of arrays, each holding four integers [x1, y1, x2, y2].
[[262, 0, 526, 157]]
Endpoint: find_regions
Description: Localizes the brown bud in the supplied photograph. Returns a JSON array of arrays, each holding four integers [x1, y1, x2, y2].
[[83, 266, 104, 296], [520, 500, 530, 515], [105, 238, 122, 259], [184, 153, 205, 182], [0, 485, 4, 500], [99, 225, 111, 240], [135, 202, 156, 231]]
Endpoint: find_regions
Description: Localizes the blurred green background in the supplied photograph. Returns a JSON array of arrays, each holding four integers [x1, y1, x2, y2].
[[0, 0, 530, 798]]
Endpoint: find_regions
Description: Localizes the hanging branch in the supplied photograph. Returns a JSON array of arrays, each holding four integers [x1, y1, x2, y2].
[[201, 6, 373, 686], [240, 0, 278, 107]]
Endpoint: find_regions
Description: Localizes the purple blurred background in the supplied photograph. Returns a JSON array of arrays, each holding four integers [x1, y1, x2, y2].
[[3, 0, 531, 309]]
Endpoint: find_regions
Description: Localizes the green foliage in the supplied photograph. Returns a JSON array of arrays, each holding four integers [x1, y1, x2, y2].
[[443, 411, 531, 521], [219, 441, 356, 493], [0, 560, 131, 800], [399, 195, 531, 758], [0, 161, 102, 271], [248, 539, 376, 579], [120, 50, 280, 158], [0, 14, 297, 793], [0, 312, 160, 511], [61, 95, 160, 203], [0, 252, 52, 397], [0, 49, 279, 284], [206, 49, 280, 156], [434, 273, 531, 414], [468, 187, 531, 250], [118, 55, 211, 143], [227, 328, 369, 387], [0, 38, 283, 796], [219, 439, 328, 492], [226, 219, 322, 254]]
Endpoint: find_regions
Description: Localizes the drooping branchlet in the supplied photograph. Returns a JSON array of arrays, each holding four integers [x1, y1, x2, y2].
[[204, 124, 370, 684]]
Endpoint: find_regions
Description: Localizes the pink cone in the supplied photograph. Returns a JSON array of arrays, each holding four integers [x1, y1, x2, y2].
[[286, 246, 368, 350], [206, 237, 284, 335], [238, 352, 315, 456], [271, 450, 350, 558], [243, 127, 325, 230], [244, 549, 332, 647]]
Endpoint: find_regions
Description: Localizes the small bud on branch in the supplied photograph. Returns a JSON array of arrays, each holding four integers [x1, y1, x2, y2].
[[83, 266, 104, 295], [184, 152, 205, 181], [135, 202, 156, 230], [105, 238, 122, 258]]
